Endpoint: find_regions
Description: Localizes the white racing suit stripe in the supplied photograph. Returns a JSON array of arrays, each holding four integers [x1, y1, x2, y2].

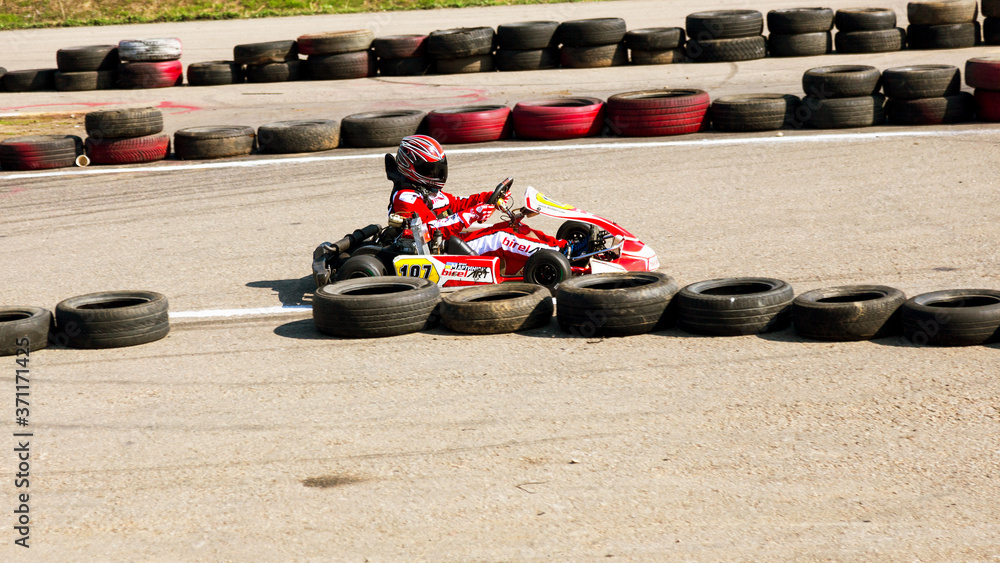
[[465, 231, 560, 258]]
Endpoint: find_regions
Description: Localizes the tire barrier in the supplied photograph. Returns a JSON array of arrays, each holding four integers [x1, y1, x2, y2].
[[767, 8, 834, 57], [966, 57, 1000, 120], [84, 107, 168, 165]]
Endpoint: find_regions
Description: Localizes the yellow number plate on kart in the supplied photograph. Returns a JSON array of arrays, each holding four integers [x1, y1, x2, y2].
[[393, 255, 499, 287], [394, 257, 441, 284]]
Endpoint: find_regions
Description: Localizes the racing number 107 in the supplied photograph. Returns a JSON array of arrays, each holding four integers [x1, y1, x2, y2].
[[399, 264, 433, 279]]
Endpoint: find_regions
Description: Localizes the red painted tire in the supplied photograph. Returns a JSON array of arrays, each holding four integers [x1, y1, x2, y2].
[[372, 35, 428, 59], [511, 97, 605, 140], [0, 135, 81, 171], [606, 89, 710, 136], [974, 89, 1000, 121], [966, 57, 1000, 89], [118, 60, 183, 89], [426, 105, 511, 144], [85, 134, 170, 164]]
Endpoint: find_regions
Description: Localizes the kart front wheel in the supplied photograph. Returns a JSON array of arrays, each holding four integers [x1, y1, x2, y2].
[[522, 249, 571, 291], [334, 254, 387, 281]]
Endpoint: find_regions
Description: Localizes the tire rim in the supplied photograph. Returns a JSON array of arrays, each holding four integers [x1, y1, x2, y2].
[[534, 263, 560, 286]]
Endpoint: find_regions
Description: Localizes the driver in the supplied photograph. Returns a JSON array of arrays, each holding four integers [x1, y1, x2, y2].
[[388, 135, 587, 272]]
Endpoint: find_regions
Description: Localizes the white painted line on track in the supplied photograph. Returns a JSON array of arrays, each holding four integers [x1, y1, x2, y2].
[[169, 305, 311, 319], [4, 128, 996, 180]]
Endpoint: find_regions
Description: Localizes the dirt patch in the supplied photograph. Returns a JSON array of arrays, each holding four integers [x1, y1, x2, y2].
[[0, 112, 86, 138]]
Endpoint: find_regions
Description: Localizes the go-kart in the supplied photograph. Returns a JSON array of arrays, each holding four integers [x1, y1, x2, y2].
[[311, 177, 659, 290]]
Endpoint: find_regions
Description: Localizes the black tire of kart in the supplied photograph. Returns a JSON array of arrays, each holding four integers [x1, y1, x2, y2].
[[521, 250, 572, 292], [296, 30, 374, 56], [792, 285, 906, 341], [686, 10, 763, 40], [557, 272, 679, 337], [307, 51, 375, 80], [85, 107, 164, 139], [767, 32, 832, 57], [986, 0, 1000, 17], [497, 21, 560, 50], [334, 254, 388, 281], [55, 70, 117, 91], [495, 48, 559, 71], [341, 110, 425, 148], [556, 220, 593, 246], [56, 45, 120, 72], [767, 8, 835, 34], [434, 54, 494, 74], [881, 64, 961, 99], [686, 36, 766, 63], [802, 94, 886, 128], [246, 60, 302, 83], [372, 35, 428, 59], [55, 291, 169, 349], [0, 307, 51, 356], [835, 8, 897, 32], [441, 283, 553, 334], [313, 278, 440, 338], [885, 93, 975, 125], [677, 277, 794, 336], [625, 27, 685, 51], [557, 18, 627, 47], [630, 48, 687, 65], [907, 0, 978, 26], [234, 40, 298, 65], [906, 23, 978, 49], [257, 120, 340, 154], [187, 61, 244, 86], [3, 69, 57, 92], [378, 57, 432, 76], [174, 126, 255, 160], [117, 38, 182, 62], [427, 27, 495, 59], [985, 17, 1000, 44], [802, 65, 882, 98], [711, 94, 801, 132], [835, 28, 906, 53], [560, 43, 628, 68], [901, 289, 1000, 346]]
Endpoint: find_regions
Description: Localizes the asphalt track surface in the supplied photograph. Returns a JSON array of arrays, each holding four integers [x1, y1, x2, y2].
[[2, 1, 1000, 560]]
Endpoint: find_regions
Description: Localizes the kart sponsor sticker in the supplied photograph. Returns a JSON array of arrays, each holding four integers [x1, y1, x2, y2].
[[440, 262, 493, 283], [394, 257, 441, 284], [534, 192, 575, 211]]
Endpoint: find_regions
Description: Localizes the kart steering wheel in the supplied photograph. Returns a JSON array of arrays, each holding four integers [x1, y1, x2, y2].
[[488, 177, 514, 206]]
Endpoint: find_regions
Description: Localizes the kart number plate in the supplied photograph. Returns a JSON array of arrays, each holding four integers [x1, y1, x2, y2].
[[394, 257, 440, 284]]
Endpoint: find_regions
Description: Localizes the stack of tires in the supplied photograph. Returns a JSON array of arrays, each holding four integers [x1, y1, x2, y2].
[[118, 38, 183, 89], [883, 64, 974, 125], [495, 21, 560, 71], [907, 0, 979, 49], [834, 8, 906, 53], [966, 57, 1000, 121], [299, 30, 375, 81], [2, 68, 56, 92], [427, 27, 495, 74], [54, 45, 120, 91], [766, 8, 834, 57], [801, 65, 885, 129], [625, 27, 686, 65], [235, 40, 300, 83], [187, 61, 244, 86], [685, 10, 767, 63], [605, 89, 710, 137], [985, 0, 1000, 44], [0, 135, 82, 170], [373, 35, 431, 76], [84, 108, 170, 165], [558, 18, 628, 68], [710, 94, 802, 132], [511, 97, 604, 140]]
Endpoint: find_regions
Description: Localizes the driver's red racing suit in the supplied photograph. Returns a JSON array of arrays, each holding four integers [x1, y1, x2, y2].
[[390, 187, 563, 274]]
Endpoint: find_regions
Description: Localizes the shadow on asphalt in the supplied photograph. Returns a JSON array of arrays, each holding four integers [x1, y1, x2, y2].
[[247, 276, 314, 306], [273, 318, 328, 340]]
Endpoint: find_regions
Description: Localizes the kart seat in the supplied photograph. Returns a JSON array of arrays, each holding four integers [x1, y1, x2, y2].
[[446, 237, 478, 256]]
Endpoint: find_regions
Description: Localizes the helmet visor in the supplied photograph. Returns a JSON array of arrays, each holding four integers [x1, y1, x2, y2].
[[413, 155, 447, 183]]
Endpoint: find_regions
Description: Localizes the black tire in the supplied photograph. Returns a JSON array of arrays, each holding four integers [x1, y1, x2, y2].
[[907, 0, 978, 26], [85, 108, 164, 139], [767, 8, 835, 34], [341, 110, 425, 148], [297, 30, 374, 56], [307, 51, 375, 80], [686, 36, 766, 63], [2, 69, 57, 92], [677, 277, 794, 336], [427, 27, 495, 59], [987, 0, 1000, 17], [441, 283, 553, 334], [625, 27, 685, 50], [0, 307, 50, 356], [556, 220, 594, 246], [834, 28, 906, 53], [246, 60, 301, 83], [521, 249, 571, 291], [835, 8, 897, 32], [434, 54, 494, 74], [802, 65, 882, 98], [55, 70, 117, 91], [557, 18, 627, 47], [174, 126, 255, 160], [56, 45, 120, 72], [497, 21, 559, 50], [767, 32, 832, 57], [906, 23, 978, 49], [55, 291, 169, 349], [313, 277, 440, 338], [233, 40, 298, 65], [881, 64, 961, 99], [257, 120, 340, 154], [378, 57, 432, 76], [630, 48, 686, 65], [686, 10, 764, 40], [495, 48, 559, 71], [187, 61, 244, 86], [792, 285, 906, 341], [885, 93, 975, 125], [560, 43, 628, 68], [334, 254, 388, 280], [985, 17, 1000, 44], [802, 94, 886, 128], [711, 94, 801, 132], [0, 135, 81, 171], [901, 289, 1000, 346], [372, 35, 428, 59], [557, 272, 679, 337]]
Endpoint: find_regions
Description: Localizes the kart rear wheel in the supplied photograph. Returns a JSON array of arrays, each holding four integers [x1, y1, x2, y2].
[[335, 254, 387, 281], [522, 249, 571, 291], [556, 220, 592, 246]]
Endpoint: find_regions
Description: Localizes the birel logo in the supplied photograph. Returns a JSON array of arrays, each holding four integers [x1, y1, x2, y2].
[[442, 263, 490, 280], [500, 234, 539, 255]]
